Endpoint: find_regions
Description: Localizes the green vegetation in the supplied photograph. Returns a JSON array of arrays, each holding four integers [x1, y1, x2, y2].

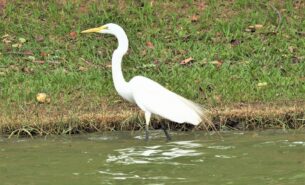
[[0, 0, 304, 135]]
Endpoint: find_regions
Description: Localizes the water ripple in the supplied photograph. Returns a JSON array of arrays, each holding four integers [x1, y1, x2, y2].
[[259, 140, 305, 148], [207, 145, 235, 150], [98, 169, 186, 182], [106, 140, 203, 165]]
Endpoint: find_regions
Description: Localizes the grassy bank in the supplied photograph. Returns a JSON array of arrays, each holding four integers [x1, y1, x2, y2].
[[0, 0, 305, 136]]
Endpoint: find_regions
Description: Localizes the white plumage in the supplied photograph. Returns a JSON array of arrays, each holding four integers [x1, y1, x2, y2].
[[129, 76, 203, 125], [82, 23, 210, 140]]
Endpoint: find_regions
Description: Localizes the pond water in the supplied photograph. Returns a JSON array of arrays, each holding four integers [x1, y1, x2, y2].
[[0, 130, 304, 185]]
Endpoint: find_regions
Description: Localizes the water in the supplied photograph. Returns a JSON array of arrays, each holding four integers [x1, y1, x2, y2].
[[0, 130, 304, 185]]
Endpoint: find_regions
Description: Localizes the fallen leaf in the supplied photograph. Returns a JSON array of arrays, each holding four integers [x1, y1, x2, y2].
[[0, 0, 6, 15], [255, 24, 263, 29], [78, 5, 88, 13], [2, 37, 11, 44], [257, 82, 268, 87], [9, 65, 19, 71], [245, 25, 256, 32], [191, 15, 199, 22], [210, 60, 223, 68], [140, 49, 147, 56], [288, 46, 296, 53], [105, 63, 112, 68], [12, 43, 22, 48], [27, 56, 35, 61], [78, 66, 88, 72], [23, 50, 34, 56], [21, 67, 33, 73], [146, 41, 154, 49], [197, 2, 206, 10], [35, 35, 44, 42], [70, 31, 77, 39], [180, 57, 193, 65], [18, 37, 26, 43], [84, 60, 93, 66], [36, 93, 50, 103], [1, 33, 9, 38], [213, 95, 222, 103], [215, 32, 222, 37], [33, 60, 45, 64], [153, 60, 159, 65], [230, 39, 241, 46], [40, 51, 48, 57]]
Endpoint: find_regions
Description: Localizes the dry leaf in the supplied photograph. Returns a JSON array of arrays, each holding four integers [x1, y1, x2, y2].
[[2, 37, 11, 44], [1, 33, 9, 38], [40, 51, 48, 57], [210, 60, 223, 68], [35, 35, 44, 42], [18, 37, 26, 43], [27, 56, 35, 61], [146, 41, 154, 49], [257, 82, 268, 87], [105, 63, 112, 68], [197, 2, 206, 10], [288, 46, 296, 53], [180, 57, 193, 65], [255, 24, 263, 29], [213, 95, 222, 103], [140, 49, 147, 56], [23, 50, 34, 56], [33, 60, 45, 64], [12, 43, 22, 48], [78, 66, 88, 72], [36, 93, 50, 103], [70, 31, 77, 39], [78, 5, 88, 13], [230, 39, 241, 46], [245, 25, 256, 32], [21, 67, 33, 73], [191, 15, 199, 22], [0, 0, 6, 15], [9, 65, 19, 71]]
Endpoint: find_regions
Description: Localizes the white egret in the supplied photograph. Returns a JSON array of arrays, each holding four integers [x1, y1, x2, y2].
[[82, 23, 212, 140]]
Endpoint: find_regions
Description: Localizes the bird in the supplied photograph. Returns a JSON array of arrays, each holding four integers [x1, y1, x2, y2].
[[81, 23, 212, 140]]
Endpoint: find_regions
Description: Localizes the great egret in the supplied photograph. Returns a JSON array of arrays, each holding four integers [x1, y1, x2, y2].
[[82, 23, 212, 140]]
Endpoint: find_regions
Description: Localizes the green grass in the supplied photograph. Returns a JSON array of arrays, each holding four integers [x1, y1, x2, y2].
[[0, 0, 304, 114]]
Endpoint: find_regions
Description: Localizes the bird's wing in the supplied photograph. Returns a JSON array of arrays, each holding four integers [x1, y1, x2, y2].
[[129, 76, 204, 125]]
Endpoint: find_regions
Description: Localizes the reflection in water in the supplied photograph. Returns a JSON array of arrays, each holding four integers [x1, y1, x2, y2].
[[106, 140, 203, 165]]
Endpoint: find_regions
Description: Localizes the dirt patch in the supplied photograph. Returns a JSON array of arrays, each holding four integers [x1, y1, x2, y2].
[[1, 101, 304, 137], [0, 0, 6, 15]]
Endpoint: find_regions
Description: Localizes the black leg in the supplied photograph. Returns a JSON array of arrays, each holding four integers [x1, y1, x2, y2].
[[161, 123, 172, 141], [145, 124, 149, 141]]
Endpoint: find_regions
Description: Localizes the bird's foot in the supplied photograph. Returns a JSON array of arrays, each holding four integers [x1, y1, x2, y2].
[[161, 123, 172, 141], [145, 125, 149, 141]]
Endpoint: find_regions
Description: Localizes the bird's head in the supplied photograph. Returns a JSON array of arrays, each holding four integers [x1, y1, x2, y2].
[[81, 23, 123, 35], [81, 23, 129, 53]]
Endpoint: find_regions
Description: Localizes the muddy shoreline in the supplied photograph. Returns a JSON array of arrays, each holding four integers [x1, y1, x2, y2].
[[1, 101, 304, 137]]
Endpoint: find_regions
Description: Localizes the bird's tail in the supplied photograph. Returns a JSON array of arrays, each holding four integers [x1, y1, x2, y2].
[[179, 97, 216, 131]]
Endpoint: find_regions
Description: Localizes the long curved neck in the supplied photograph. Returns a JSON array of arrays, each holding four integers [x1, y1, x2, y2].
[[112, 31, 134, 102]]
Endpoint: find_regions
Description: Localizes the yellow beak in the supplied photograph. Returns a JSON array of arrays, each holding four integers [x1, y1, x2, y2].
[[81, 25, 108, 33]]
